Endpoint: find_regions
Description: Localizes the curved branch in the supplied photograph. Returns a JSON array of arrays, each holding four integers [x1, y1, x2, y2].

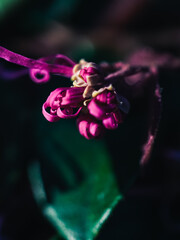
[[141, 69, 162, 165]]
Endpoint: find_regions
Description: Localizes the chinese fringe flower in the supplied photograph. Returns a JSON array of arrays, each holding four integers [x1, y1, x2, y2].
[[0, 46, 130, 139], [42, 59, 128, 139]]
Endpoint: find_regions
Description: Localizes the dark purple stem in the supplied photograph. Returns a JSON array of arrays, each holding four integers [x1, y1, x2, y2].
[[141, 69, 162, 165]]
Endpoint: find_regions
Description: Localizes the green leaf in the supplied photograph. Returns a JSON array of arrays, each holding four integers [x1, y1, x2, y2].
[[28, 119, 122, 240], [0, 0, 23, 19]]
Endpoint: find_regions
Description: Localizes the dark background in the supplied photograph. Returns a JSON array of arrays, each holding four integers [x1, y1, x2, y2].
[[0, 0, 180, 239]]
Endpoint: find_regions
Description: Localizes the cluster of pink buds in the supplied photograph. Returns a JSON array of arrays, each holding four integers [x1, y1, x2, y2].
[[43, 59, 129, 139]]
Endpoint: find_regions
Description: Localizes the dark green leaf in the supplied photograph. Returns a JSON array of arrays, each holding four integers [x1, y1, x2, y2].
[[0, 0, 23, 20], [29, 119, 122, 240]]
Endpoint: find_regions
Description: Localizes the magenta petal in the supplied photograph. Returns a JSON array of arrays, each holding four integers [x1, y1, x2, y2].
[[61, 87, 85, 106], [0, 46, 73, 78], [87, 67, 98, 75], [77, 115, 104, 139], [95, 91, 107, 103], [96, 90, 116, 104], [88, 90, 117, 120], [57, 106, 82, 119], [102, 113, 119, 129], [54, 55, 76, 67], [77, 119, 92, 139], [42, 102, 60, 122], [45, 87, 83, 108], [80, 67, 98, 82], [43, 87, 84, 121], [88, 98, 107, 120], [30, 68, 50, 83], [40, 54, 76, 67], [88, 99, 116, 120], [79, 68, 87, 82], [89, 122, 103, 137], [42, 87, 68, 122], [46, 88, 68, 108]]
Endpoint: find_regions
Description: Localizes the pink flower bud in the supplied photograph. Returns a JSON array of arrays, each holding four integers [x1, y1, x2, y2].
[[80, 67, 98, 82], [88, 90, 117, 120], [43, 87, 85, 121], [77, 115, 104, 139], [102, 112, 122, 130]]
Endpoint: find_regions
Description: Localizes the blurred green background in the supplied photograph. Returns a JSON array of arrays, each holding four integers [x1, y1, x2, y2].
[[0, 0, 180, 239]]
